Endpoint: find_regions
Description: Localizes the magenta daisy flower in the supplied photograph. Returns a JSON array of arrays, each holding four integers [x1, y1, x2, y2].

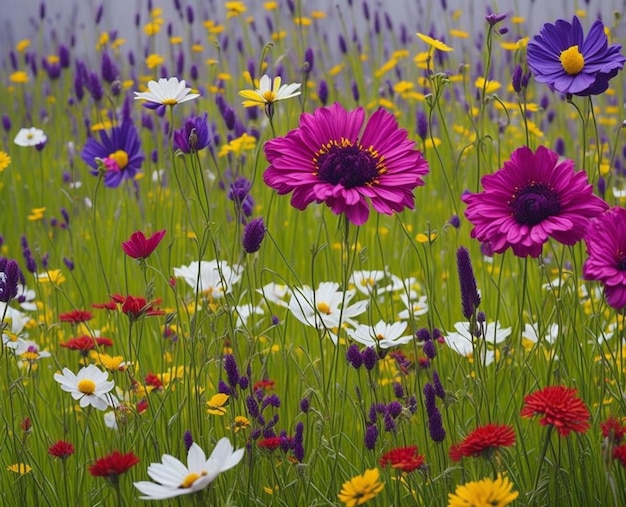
[[81, 120, 144, 188], [263, 103, 429, 225], [583, 207, 626, 310], [527, 16, 626, 96], [462, 145, 607, 258]]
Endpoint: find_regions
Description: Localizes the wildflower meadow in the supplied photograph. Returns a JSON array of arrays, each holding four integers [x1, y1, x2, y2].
[[4, 0, 626, 505]]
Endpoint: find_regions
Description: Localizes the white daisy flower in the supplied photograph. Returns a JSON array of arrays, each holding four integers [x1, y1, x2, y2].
[[133, 77, 200, 106], [173, 260, 243, 299], [134, 439, 245, 500], [239, 74, 301, 107], [443, 321, 511, 366], [257, 282, 289, 306], [287, 282, 368, 344], [522, 323, 559, 345], [397, 293, 429, 320], [348, 320, 414, 349], [53, 364, 119, 411], [14, 127, 47, 147]]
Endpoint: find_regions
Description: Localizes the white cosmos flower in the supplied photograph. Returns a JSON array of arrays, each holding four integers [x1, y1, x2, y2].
[[257, 282, 289, 305], [348, 320, 414, 349], [287, 282, 368, 344], [1, 305, 31, 351], [443, 321, 511, 366], [349, 270, 392, 296], [133, 77, 200, 106], [14, 127, 47, 147], [173, 260, 243, 299], [134, 439, 245, 500], [53, 364, 119, 411], [522, 323, 559, 345], [397, 293, 429, 320], [239, 74, 301, 107]]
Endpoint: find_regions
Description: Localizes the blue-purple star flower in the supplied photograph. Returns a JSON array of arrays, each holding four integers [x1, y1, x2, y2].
[[81, 120, 144, 188], [173, 112, 210, 154], [527, 16, 626, 96]]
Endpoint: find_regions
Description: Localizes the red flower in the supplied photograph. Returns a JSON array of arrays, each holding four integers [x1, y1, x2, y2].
[[258, 437, 282, 451], [253, 379, 275, 392], [88, 450, 139, 478], [613, 444, 626, 467], [59, 336, 114, 354], [520, 385, 590, 436], [449, 423, 516, 462], [379, 446, 425, 473], [110, 294, 165, 321], [121, 229, 166, 260], [601, 416, 626, 444], [59, 310, 93, 324], [48, 440, 75, 459], [144, 373, 163, 390]]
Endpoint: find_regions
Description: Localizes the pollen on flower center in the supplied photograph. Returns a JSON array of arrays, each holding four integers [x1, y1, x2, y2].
[[314, 139, 385, 188], [107, 149, 129, 170], [262, 91, 277, 102], [162, 98, 178, 106], [317, 302, 332, 314], [77, 379, 96, 394], [509, 183, 560, 226], [616, 251, 626, 271], [560, 45, 585, 75], [179, 471, 205, 489]]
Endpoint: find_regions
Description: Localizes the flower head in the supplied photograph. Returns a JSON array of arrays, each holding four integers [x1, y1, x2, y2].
[[239, 74, 301, 107], [520, 385, 590, 436], [53, 364, 119, 411], [89, 451, 139, 479], [263, 103, 429, 225], [449, 423, 515, 462], [173, 112, 211, 153], [0, 151, 11, 171], [133, 77, 200, 106], [121, 230, 166, 260], [338, 468, 384, 506], [583, 207, 626, 310], [347, 320, 413, 349], [133, 439, 244, 500], [173, 260, 243, 298], [379, 446, 425, 473], [462, 145, 607, 258], [448, 474, 518, 507], [81, 120, 144, 188], [416, 32, 453, 52], [14, 127, 47, 147], [48, 440, 75, 459], [527, 16, 626, 96], [242, 217, 266, 254]]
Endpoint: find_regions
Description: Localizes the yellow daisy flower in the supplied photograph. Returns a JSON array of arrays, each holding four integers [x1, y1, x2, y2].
[[448, 474, 519, 507], [416, 32, 454, 52], [338, 468, 384, 506], [0, 151, 11, 172]]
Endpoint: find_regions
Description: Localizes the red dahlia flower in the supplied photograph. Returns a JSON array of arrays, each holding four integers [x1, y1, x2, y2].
[[263, 103, 429, 225], [88, 450, 139, 478], [48, 440, 75, 459], [449, 423, 515, 462], [520, 385, 590, 436], [379, 446, 425, 473], [59, 309, 93, 324]]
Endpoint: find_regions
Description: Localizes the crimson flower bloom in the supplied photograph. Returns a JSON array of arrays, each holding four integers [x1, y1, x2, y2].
[[601, 416, 626, 445], [88, 450, 139, 479], [48, 440, 75, 459], [263, 103, 429, 225], [96, 294, 165, 322], [59, 310, 93, 324], [583, 207, 626, 310], [60, 336, 114, 356], [613, 444, 626, 468], [379, 446, 425, 473], [520, 385, 590, 436], [463, 145, 607, 258], [527, 16, 626, 96], [449, 423, 515, 462], [121, 230, 166, 260], [257, 437, 282, 451]]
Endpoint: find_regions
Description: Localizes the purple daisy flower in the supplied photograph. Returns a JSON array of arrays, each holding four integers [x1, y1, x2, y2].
[[462, 145, 607, 258], [527, 16, 626, 96], [81, 120, 144, 188], [583, 207, 626, 310], [263, 103, 429, 225]]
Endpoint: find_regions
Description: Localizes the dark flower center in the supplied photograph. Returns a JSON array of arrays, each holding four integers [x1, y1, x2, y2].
[[315, 140, 384, 188], [617, 252, 626, 271], [510, 183, 560, 226]]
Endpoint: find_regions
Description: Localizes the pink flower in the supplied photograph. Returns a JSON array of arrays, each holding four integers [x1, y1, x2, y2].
[[462, 145, 607, 257], [583, 207, 626, 309], [121, 230, 166, 260], [263, 103, 429, 225]]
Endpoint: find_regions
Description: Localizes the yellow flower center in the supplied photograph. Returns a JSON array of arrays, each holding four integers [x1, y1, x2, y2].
[[108, 150, 129, 169], [560, 45, 584, 75], [77, 379, 96, 394], [262, 90, 277, 103], [179, 471, 205, 488], [162, 98, 178, 106], [317, 302, 331, 315]]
